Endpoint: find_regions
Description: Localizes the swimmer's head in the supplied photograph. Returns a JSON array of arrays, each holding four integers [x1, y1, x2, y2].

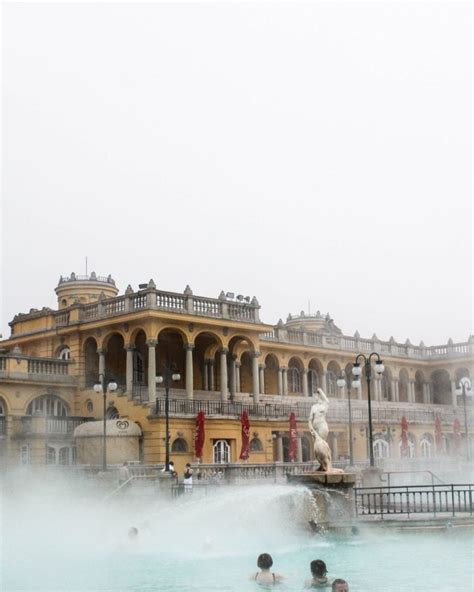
[[128, 527, 138, 539], [257, 553, 273, 570], [311, 560, 327, 577], [332, 579, 349, 592]]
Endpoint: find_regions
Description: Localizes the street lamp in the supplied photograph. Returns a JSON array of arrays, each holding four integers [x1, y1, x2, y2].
[[351, 353, 385, 467], [156, 362, 181, 471], [455, 377, 472, 461], [337, 372, 355, 466], [93, 373, 118, 471]]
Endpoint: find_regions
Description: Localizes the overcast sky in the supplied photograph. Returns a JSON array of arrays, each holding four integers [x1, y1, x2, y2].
[[1, 2, 472, 346]]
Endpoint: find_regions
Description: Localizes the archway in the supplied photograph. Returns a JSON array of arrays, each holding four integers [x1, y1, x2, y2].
[[104, 333, 126, 387], [381, 367, 393, 401], [84, 337, 99, 387], [264, 354, 279, 395], [308, 359, 323, 395], [431, 370, 452, 405], [399, 368, 409, 403], [327, 361, 342, 398], [415, 370, 425, 404], [193, 332, 222, 392], [288, 357, 304, 394], [156, 329, 186, 390]]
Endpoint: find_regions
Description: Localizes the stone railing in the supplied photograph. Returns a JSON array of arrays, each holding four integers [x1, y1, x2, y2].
[[152, 397, 470, 426], [16, 416, 92, 436], [261, 329, 474, 361], [58, 273, 115, 285], [0, 355, 73, 383]]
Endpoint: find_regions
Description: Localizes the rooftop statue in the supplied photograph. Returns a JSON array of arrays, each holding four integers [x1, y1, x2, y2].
[[308, 388, 343, 473]]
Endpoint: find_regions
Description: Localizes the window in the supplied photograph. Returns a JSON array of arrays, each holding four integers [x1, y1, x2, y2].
[[46, 446, 57, 465], [20, 445, 31, 465], [133, 351, 145, 385], [27, 395, 68, 417], [327, 371, 337, 397], [58, 346, 70, 360], [420, 439, 432, 458], [59, 447, 71, 465], [86, 400, 94, 413], [374, 439, 390, 459], [106, 406, 119, 419], [288, 368, 301, 393], [213, 440, 230, 464], [399, 439, 415, 459], [171, 438, 188, 453], [250, 437, 263, 452]]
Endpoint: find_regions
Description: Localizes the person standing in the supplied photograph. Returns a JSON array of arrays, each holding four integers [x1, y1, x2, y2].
[[118, 462, 130, 487], [183, 463, 193, 491]]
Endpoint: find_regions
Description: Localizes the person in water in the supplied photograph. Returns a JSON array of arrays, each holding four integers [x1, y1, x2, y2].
[[128, 526, 138, 540], [304, 560, 332, 588], [252, 553, 284, 584], [183, 463, 193, 490], [331, 579, 349, 592]]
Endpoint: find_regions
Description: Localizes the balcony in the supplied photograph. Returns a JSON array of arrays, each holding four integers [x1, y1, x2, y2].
[[0, 355, 74, 384], [14, 416, 93, 437]]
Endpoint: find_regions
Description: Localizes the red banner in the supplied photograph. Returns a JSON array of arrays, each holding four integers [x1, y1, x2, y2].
[[239, 410, 250, 461], [195, 411, 205, 459], [288, 412, 298, 462]]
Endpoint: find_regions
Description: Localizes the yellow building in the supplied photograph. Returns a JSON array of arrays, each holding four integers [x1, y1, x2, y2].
[[0, 272, 472, 474]]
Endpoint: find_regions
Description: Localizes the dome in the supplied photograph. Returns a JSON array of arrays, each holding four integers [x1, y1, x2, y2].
[[74, 419, 142, 438], [284, 311, 342, 335]]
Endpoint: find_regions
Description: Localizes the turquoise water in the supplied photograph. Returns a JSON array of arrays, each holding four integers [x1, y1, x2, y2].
[[1, 477, 473, 591]]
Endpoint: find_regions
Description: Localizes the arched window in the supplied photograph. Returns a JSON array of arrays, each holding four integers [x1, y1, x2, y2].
[[213, 440, 230, 464], [171, 437, 188, 453], [374, 439, 390, 459], [106, 406, 119, 419], [58, 346, 70, 361], [46, 446, 57, 465], [27, 395, 68, 417], [288, 368, 301, 393], [250, 437, 263, 452], [86, 400, 94, 414], [327, 371, 337, 397], [420, 438, 432, 458]]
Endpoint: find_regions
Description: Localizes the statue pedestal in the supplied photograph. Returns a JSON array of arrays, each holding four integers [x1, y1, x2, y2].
[[287, 472, 357, 529]]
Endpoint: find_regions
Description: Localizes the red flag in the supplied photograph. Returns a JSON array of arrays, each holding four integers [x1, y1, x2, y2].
[[453, 419, 462, 454], [435, 416, 443, 453], [288, 412, 298, 462], [400, 415, 409, 457], [239, 410, 250, 461], [195, 411, 205, 459]]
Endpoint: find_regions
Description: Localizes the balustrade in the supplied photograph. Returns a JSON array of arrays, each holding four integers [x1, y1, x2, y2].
[[28, 359, 69, 375]]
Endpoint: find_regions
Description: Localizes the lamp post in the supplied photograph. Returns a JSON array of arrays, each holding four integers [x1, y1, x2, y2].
[[93, 373, 118, 471], [351, 353, 385, 467], [155, 362, 181, 471], [455, 377, 472, 461], [336, 372, 355, 466]]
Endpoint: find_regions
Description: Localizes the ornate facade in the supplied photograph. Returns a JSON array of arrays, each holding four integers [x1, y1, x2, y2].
[[0, 272, 472, 474]]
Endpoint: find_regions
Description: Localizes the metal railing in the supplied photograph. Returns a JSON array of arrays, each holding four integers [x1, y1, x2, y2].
[[355, 483, 474, 518]]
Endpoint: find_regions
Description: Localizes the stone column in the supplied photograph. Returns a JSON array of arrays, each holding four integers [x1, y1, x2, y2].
[[209, 360, 215, 391], [220, 349, 228, 402], [302, 369, 309, 397], [203, 361, 209, 391], [409, 381, 416, 403], [392, 379, 399, 402], [296, 436, 303, 463], [282, 368, 289, 396], [320, 371, 327, 393], [147, 339, 157, 404], [259, 365, 265, 395], [235, 361, 241, 393], [252, 352, 260, 403], [98, 348, 106, 377], [423, 383, 430, 404], [276, 434, 284, 462], [185, 344, 194, 400], [451, 380, 458, 407], [230, 356, 237, 398], [277, 368, 283, 396], [125, 346, 134, 399]]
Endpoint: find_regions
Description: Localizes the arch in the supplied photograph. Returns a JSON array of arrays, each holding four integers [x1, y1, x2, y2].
[[415, 370, 425, 404], [194, 332, 223, 391], [373, 439, 390, 459], [106, 406, 119, 419], [308, 358, 324, 395], [399, 368, 410, 403], [157, 325, 191, 345], [455, 367, 470, 383], [129, 325, 150, 345], [0, 396, 8, 415], [381, 367, 393, 401], [240, 351, 253, 393], [327, 361, 341, 398], [264, 354, 279, 395], [84, 337, 99, 387], [250, 437, 263, 452], [156, 330, 185, 390], [227, 334, 257, 355], [104, 333, 126, 388], [431, 369, 452, 405], [132, 330, 147, 387], [26, 395, 69, 417], [288, 357, 304, 394], [171, 437, 188, 453], [420, 433, 434, 458], [102, 330, 128, 349], [57, 346, 71, 360]]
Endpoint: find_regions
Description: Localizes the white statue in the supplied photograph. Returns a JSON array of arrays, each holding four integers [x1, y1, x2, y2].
[[308, 388, 342, 473]]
